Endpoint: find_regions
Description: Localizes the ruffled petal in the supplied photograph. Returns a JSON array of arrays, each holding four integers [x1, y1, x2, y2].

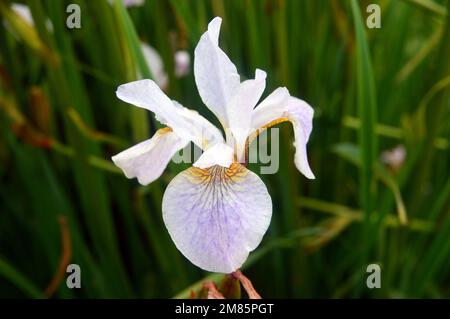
[[251, 90, 315, 179], [194, 17, 240, 127], [162, 163, 272, 273], [112, 128, 189, 185]]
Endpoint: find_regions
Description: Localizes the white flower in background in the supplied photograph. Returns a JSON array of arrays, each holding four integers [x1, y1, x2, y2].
[[381, 145, 406, 171], [140, 42, 169, 89], [11, 3, 33, 25], [174, 50, 190, 77], [8, 3, 53, 31], [141, 43, 191, 89], [123, 0, 145, 7], [107, 0, 144, 7], [112, 17, 314, 273]]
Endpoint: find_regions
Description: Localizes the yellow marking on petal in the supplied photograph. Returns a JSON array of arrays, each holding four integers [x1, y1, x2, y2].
[[247, 117, 289, 145], [242, 117, 290, 165], [185, 162, 249, 185], [156, 127, 173, 135]]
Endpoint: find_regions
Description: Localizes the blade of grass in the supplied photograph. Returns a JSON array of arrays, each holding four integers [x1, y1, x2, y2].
[[0, 257, 44, 298], [351, 0, 379, 295]]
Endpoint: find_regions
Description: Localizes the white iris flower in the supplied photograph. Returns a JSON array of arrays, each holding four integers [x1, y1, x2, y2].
[[112, 17, 315, 273]]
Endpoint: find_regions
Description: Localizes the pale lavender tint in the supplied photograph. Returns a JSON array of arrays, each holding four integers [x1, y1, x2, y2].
[[162, 166, 272, 273]]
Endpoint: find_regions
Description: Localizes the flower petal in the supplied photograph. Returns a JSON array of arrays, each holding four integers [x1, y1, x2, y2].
[[194, 17, 240, 127], [287, 97, 315, 179], [116, 79, 224, 149], [162, 163, 272, 273], [112, 128, 189, 185], [193, 143, 234, 169], [250, 87, 290, 129], [227, 69, 266, 161], [251, 90, 315, 179]]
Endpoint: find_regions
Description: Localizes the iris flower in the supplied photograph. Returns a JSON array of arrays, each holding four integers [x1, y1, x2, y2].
[[112, 17, 314, 273]]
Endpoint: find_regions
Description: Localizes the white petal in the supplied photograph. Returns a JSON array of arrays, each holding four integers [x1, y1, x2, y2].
[[171, 100, 224, 149], [141, 42, 168, 89], [251, 91, 315, 179], [162, 163, 272, 273], [194, 17, 240, 127], [250, 87, 290, 129], [116, 79, 224, 149], [112, 128, 189, 185], [193, 143, 234, 169], [289, 97, 315, 179], [227, 69, 266, 161]]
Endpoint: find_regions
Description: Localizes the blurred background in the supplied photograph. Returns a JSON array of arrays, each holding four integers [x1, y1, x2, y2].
[[0, 0, 449, 298]]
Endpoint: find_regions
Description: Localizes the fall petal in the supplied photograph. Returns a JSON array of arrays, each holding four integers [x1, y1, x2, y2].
[[162, 163, 272, 273], [112, 128, 189, 185]]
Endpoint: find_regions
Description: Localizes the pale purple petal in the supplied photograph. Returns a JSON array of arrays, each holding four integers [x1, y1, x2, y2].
[[162, 163, 272, 273]]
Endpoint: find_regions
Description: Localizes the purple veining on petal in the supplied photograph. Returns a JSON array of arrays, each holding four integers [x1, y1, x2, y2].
[[162, 163, 272, 273]]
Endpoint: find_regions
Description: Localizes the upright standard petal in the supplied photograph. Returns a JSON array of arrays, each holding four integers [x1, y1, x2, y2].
[[116, 79, 223, 149], [227, 69, 266, 161], [251, 90, 315, 179], [194, 17, 240, 127], [112, 128, 189, 185], [162, 163, 272, 273]]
